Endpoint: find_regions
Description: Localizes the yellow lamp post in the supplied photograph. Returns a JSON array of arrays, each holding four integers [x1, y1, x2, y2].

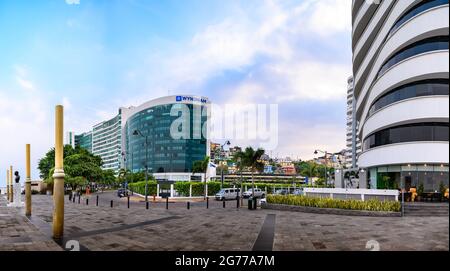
[[25, 144, 32, 216], [6, 169, 9, 202], [52, 105, 65, 240], [9, 166, 13, 203]]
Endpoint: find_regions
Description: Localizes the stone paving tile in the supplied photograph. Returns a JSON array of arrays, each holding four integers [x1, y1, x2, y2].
[[0, 194, 448, 251]]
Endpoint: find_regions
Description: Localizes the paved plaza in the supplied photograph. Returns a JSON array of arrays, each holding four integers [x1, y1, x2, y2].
[[0, 194, 448, 251]]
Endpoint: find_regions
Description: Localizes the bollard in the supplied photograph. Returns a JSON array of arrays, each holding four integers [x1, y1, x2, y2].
[[237, 197, 240, 209], [127, 196, 130, 209], [146, 201, 149, 210], [166, 197, 169, 209], [78, 195, 81, 204], [253, 198, 257, 210], [110, 200, 113, 208], [187, 202, 190, 210], [223, 200, 226, 208], [96, 195, 99, 206], [86, 198, 89, 205], [206, 197, 209, 209], [73, 194, 75, 203]]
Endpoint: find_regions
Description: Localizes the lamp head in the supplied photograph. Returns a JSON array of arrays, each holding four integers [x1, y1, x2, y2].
[[133, 130, 139, 136], [314, 150, 318, 155]]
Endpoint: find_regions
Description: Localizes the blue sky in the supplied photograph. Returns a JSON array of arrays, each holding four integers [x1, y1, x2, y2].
[[0, 0, 352, 187]]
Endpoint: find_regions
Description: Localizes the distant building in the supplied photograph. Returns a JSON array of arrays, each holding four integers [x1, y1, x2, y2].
[[345, 76, 361, 169], [65, 131, 75, 148], [74, 131, 93, 152]]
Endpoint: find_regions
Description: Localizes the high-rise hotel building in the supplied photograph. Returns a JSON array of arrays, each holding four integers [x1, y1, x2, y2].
[[352, 0, 449, 190], [345, 76, 362, 169], [75, 95, 210, 181]]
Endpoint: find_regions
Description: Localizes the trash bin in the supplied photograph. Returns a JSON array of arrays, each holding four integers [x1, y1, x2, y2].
[[248, 197, 253, 210]]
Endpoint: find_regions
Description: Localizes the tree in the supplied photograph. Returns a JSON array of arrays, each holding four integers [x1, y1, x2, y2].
[[193, 156, 210, 199], [297, 161, 318, 178], [100, 169, 117, 187], [38, 145, 78, 179], [235, 147, 265, 198], [64, 153, 103, 183], [66, 176, 87, 192], [38, 145, 104, 193], [118, 168, 131, 184]]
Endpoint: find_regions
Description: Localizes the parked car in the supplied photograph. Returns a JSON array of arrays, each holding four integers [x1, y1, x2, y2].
[[117, 188, 129, 198], [242, 188, 265, 199], [215, 188, 241, 201], [293, 188, 304, 196], [274, 189, 288, 195]]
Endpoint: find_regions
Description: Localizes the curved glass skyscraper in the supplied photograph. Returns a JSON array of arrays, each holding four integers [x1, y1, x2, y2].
[[352, 0, 449, 191], [123, 95, 210, 179]]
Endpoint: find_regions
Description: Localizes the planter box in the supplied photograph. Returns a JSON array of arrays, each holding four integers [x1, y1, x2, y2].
[[262, 203, 401, 217]]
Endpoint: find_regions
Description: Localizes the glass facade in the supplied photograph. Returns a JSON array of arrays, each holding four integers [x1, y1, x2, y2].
[[363, 122, 449, 150], [377, 36, 449, 78], [368, 79, 449, 117], [368, 164, 449, 192], [387, 0, 449, 39], [74, 132, 93, 152], [125, 103, 208, 173]]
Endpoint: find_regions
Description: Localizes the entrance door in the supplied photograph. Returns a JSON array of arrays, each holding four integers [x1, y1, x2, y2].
[[405, 176, 412, 191]]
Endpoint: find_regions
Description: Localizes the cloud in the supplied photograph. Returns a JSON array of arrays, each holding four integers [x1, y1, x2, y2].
[[65, 0, 80, 5], [16, 77, 34, 90], [14, 65, 34, 90]]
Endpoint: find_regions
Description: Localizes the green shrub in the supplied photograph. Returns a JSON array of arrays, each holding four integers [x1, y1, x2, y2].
[[266, 195, 401, 212], [128, 181, 157, 196]]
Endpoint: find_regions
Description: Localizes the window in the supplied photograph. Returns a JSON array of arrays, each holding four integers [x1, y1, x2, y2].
[[363, 122, 449, 150], [387, 0, 449, 39], [368, 79, 449, 116], [377, 36, 449, 79]]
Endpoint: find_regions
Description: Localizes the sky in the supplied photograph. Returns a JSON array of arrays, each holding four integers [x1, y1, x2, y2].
[[0, 0, 352, 187]]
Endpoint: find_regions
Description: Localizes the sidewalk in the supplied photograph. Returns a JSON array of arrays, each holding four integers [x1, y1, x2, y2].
[[0, 195, 62, 251]]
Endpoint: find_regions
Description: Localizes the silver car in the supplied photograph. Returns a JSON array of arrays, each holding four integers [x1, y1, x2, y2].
[[215, 188, 241, 201], [242, 188, 265, 199]]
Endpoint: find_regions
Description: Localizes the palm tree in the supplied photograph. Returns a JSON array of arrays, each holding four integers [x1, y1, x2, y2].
[[236, 147, 265, 198], [299, 161, 318, 186], [193, 156, 210, 199]]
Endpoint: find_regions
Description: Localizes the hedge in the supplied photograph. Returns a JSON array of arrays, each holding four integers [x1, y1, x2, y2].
[[266, 195, 401, 212], [128, 181, 158, 196]]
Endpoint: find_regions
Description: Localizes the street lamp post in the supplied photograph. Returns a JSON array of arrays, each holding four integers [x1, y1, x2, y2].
[[133, 130, 149, 203], [121, 151, 127, 192], [217, 141, 231, 189]]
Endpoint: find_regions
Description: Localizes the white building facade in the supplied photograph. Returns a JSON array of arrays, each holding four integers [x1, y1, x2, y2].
[[345, 76, 362, 169], [352, 0, 449, 191]]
